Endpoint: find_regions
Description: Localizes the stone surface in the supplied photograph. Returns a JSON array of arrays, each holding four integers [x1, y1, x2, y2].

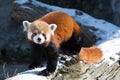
[[11, 2, 49, 24], [0, 0, 29, 54]]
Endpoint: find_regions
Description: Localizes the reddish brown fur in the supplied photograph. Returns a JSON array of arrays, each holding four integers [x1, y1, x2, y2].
[[79, 46, 103, 64], [31, 21, 50, 36], [25, 11, 83, 75], [37, 11, 81, 48]]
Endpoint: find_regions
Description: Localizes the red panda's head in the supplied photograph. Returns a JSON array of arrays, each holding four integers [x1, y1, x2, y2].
[[22, 20, 57, 44]]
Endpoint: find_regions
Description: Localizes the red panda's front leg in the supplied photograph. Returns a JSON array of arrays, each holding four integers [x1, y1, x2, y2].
[[38, 42, 59, 76], [28, 42, 47, 69]]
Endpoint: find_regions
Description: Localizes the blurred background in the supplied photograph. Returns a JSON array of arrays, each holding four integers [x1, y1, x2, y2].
[[38, 0, 120, 27]]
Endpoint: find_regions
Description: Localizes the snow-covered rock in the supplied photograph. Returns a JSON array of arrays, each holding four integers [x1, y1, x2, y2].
[[98, 38, 120, 65], [5, 67, 51, 80]]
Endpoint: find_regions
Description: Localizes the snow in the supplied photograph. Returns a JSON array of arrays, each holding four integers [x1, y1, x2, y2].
[[6, 67, 51, 80], [75, 14, 120, 44], [31, 0, 77, 16], [98, 38, 120, 65], [110, 30, 120, 39], [8, 0, 120, 80], [20, 6, 33, 11], [14, 0, 29, 5]]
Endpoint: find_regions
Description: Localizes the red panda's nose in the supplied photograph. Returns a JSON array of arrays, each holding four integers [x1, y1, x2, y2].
[[37, 38, 41, 42]]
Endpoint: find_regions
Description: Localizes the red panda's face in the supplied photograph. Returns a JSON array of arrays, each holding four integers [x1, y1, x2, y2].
[[22, 20, 57, 44]]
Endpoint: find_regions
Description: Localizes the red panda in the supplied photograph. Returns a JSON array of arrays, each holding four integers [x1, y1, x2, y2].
[[22, 11, 83, 76]]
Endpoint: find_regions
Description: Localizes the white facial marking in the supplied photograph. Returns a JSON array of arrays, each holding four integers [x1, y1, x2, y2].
[[46, 33, 51, 41], [27, 31, 33, 40], [33, 34, 45, 44]]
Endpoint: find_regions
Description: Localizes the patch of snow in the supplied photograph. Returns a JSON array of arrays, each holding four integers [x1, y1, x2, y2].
[[75, 14, 120, 44], [31, 0, 76, 17], [65, 55, 72, 61], [14, 0, 29, 5], [20, 6, 33, 11], [6, 74, 49, 80], [5, 67, 51, 80], [98, 38, 120, 65], [19, 67, 46, 74], [110, 30, 120, 39], [57, 61, 65, 69], [73, 55, 77, 58]]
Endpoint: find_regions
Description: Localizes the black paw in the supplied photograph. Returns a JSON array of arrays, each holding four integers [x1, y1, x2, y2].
[[38, 69, 52, 76], [28, 63, 39, 69]]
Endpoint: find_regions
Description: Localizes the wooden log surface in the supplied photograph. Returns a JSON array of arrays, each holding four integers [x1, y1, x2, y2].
[[57, 62, 120, 80], [5, 61, 120, 80]]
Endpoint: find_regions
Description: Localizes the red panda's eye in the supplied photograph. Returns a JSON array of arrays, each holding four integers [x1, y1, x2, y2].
[[33, 32, 37, 35], [42, 33, 46, 39], [42, 33, 45, 36]]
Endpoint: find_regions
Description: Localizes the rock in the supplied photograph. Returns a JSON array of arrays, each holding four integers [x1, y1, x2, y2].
[[11, 2, 49, 24], [0, 0, 28, 52], [0, 0, 32, 63]]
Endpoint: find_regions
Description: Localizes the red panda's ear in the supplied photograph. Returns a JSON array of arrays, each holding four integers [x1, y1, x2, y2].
[[22, 21, 31, 32], [49, 24, 57, 35]]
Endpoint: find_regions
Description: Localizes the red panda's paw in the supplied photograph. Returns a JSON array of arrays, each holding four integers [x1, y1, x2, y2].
[[28, 63, 39, 69], [38, 69, 52, 76]]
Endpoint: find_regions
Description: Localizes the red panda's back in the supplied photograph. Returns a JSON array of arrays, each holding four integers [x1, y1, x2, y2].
[[40, 11, 80, 42]]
